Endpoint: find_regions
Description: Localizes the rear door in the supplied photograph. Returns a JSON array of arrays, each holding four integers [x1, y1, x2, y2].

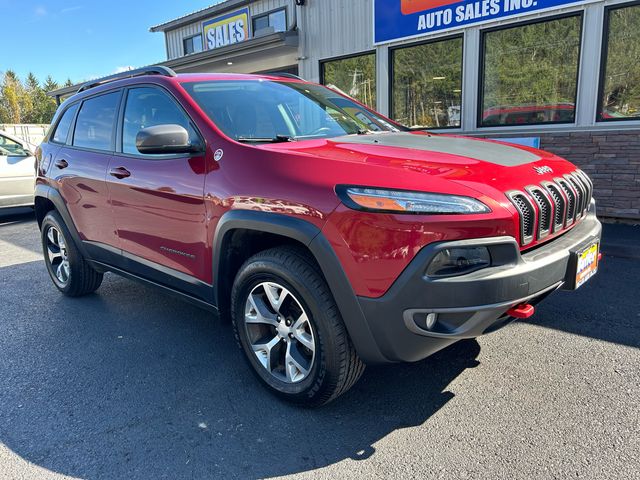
[[106, 85, 209, 284], [51, 91, 120, 249], [0, 133, 35, 207]]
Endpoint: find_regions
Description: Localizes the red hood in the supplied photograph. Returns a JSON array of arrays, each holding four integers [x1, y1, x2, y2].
[[259, 131, 580, 203]]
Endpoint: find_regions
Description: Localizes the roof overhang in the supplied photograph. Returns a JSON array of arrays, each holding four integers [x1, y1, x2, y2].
[[47, 85, 78, 103], [159, 30, 299, 74], [150, 0, 253, 33]]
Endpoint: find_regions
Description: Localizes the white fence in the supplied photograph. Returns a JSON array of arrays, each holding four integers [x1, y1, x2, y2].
[[0, 124, 50, 147]]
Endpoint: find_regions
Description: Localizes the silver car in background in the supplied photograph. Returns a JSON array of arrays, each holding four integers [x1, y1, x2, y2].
[[0, 131, 36, 208]]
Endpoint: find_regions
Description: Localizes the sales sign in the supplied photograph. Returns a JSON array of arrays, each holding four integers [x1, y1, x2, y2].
[[203, 7, 250, 50], [374, 0, 587, 44]]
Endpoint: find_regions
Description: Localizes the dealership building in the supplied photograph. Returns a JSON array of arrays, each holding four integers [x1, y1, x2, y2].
[[52, 0, 640, 220]]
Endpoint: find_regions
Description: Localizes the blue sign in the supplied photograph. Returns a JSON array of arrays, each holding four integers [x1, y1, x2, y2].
[[374, 0, 587, 44], [489, 137, 540, 148]]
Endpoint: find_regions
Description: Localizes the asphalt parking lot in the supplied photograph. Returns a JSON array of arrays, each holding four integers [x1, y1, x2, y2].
[[0, 208, 638, 480]]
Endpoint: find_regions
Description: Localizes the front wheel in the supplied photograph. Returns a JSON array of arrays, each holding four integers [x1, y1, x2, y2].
[[231, 247, 365, 407]]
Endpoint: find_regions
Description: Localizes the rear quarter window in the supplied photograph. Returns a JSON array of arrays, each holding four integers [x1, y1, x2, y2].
[[51, 103, 79, 144], [73, 92, 120, 151]]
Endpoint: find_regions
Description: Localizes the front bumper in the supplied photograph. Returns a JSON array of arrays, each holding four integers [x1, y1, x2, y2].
[[357, 210, 602, 363]]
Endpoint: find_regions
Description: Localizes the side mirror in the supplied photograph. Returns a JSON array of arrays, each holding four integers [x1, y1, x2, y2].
[[136, 124, 203, 155]]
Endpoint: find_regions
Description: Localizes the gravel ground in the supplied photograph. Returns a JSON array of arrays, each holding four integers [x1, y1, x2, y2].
[[0, 208, 638, 480]]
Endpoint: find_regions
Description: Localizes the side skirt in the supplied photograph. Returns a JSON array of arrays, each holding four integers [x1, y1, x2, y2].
[[89, 259, 218, 314]]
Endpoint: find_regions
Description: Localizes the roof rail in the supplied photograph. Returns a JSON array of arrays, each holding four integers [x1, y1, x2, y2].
[[269, 72, 305, 81], [77, 66, 177, 93]]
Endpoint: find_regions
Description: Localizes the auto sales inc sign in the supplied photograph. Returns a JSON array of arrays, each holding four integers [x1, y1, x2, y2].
[[203, 7, 250, 50], [374, 0, 588, 44]]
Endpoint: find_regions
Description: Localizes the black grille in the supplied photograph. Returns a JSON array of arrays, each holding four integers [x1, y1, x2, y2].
[[507, 170, 591, 247], [544, 183, 565, 230], [529, 188, 552, 236]]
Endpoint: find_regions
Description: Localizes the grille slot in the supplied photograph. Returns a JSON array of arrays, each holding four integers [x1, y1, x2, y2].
[[573, 171, 593, 212], [543, 182, 566, 231], [567, 174, 586, 218], [509, 192, 535, 245], [528, 187, 552, 238], [556, 179, 576, 225]]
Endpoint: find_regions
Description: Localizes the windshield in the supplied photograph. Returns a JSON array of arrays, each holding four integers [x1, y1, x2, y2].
[[0, 134, 30, 156], [182, 80, 403, 143]]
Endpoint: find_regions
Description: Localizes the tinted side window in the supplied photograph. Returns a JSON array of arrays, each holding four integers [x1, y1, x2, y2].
[[73, 92, 120, 151], [122, 87, 197, 155], [52, 104, 79, 144]]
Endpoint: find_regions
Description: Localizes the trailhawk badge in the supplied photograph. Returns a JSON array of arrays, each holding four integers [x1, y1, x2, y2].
[[534, 165, 553, 175]]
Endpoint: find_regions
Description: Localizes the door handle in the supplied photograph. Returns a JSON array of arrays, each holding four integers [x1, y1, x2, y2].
[[54, 159, 68, 169], [109, 167, 131, 179]]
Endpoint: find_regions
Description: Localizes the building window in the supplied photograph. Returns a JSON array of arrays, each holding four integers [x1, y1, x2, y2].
[[598, 3, 640, 121], [480, 15, 582, 127], [183, 34, 203, 56], [252, 9, 286, 35], [391, 36, 463, 129], [321, 52, 377, 109]]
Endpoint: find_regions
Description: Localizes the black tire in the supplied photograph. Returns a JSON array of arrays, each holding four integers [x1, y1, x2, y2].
[[231, 246, 365, 407], [41, 210, 103, 297]]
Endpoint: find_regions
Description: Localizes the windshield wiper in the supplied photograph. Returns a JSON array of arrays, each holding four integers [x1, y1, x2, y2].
[[236, 135, 294, 144]]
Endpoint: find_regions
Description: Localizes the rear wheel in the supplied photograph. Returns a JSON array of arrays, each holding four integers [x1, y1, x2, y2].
[[41, 211, 103, 296], [231, 246, 365, 406]]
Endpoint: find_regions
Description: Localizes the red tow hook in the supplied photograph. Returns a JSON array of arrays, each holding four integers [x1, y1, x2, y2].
[[507, 303, 535, 319]]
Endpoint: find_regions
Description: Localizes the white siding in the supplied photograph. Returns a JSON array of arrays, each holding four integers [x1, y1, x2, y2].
[[164, 0, 295, 60]]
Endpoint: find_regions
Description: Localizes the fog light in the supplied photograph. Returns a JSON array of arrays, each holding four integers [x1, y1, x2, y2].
[[426, 247, 491, 277], [425, 313, 438, 330]]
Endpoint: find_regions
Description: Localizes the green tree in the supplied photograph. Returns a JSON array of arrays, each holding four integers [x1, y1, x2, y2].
[[41, 76, 61, 123], [21, 72, 40, 123], [0, 70, 23, 123]]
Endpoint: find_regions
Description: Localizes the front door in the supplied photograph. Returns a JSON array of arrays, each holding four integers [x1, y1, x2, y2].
[[106, 86, 209, 284]]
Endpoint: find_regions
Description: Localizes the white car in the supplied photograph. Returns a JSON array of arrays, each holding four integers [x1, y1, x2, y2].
[[0, 131, 36, 208]]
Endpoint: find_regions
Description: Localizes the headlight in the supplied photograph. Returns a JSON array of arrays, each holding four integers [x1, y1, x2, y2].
[[426, 247, 491, 277], [337, 186, 491, 214]]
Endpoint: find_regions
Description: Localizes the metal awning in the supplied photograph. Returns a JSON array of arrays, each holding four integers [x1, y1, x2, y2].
[[162, 30, 299, 74]]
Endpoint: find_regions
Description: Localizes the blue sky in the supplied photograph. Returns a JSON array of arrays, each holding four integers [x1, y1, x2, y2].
[[0, 0, 218, 85]]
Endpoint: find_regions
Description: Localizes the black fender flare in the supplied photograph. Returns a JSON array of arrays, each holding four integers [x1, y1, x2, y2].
[[212, 210, 386, 364], [34, 183, 89, 258]]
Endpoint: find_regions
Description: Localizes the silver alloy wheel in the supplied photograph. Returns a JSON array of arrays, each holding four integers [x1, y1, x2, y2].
[[45, 226, 70, 286], [244, 282, 316, 383]]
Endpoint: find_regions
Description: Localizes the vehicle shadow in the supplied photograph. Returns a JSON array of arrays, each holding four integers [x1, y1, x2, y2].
[[523, 255, 640, 349], [0, 207, 35, 226], [0, 260, 481, 480]]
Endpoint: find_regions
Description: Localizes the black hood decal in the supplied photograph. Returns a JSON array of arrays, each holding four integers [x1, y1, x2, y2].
[[333, 132, 541, 167]]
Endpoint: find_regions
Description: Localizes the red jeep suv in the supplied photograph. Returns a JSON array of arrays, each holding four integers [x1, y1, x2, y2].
[[35, 67, 602, 406]]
